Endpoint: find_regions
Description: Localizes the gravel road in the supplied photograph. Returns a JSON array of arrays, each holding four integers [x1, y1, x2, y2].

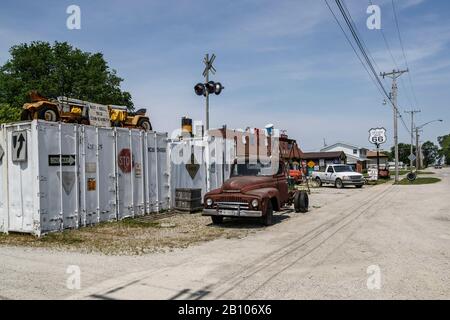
[[1, 168, 449, 300]]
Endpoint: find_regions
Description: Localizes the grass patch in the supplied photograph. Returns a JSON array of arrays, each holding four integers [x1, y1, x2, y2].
[[395, 177, 441, 185]]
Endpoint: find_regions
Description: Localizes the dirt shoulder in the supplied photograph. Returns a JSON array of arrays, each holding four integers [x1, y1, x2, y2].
[[0, 213, 259, 255]]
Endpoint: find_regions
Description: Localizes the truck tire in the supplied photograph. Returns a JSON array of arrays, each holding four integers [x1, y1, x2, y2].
[[294, 191, 309, 213], [211, 216, 223, 224], [38, 106, 59, 122], [335, 178, 344, 189], [315, 177, 322, 187], [355, 185, 363, 188], [262, 201, 273, 226], [137, 118, 152, 131]]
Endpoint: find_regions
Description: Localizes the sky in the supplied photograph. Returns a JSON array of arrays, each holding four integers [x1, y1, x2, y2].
[[1, 0, 449, 151]]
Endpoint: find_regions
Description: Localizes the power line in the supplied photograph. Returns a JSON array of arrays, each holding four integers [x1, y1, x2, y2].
[[367, 0, 414, 110], [391, 0, 420, 108], [330, 0, 411, 134], [324, 0, 386, 98]]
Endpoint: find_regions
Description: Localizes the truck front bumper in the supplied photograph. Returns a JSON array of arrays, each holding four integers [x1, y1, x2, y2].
[[343, 180, 364, 185], [203, 208, 263, 218]]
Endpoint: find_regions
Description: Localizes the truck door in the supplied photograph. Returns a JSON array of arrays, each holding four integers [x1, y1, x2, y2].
[[277, 162, 289, 204], [325, 166, 334, 183]]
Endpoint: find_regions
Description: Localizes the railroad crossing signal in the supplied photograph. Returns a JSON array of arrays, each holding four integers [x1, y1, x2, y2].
[[203, 54, 216, 77], [194, 53, 224, 130]]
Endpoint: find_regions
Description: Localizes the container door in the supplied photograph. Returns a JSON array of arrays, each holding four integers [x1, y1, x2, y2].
[[131, 130, 145, 216], [97, 127, 117, 222], [6, 124, 37, 233], [79, 126, 99, 225], [144, 132, 158, 213], [116, 128, 134, 219], [37, 123, 78, 232], [157, 133, 169, 210], [0, 126, 6, 232]]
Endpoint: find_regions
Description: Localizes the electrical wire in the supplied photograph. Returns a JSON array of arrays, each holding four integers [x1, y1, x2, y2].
[[391, 0, 420, 108], [326, 0, 411, 134]]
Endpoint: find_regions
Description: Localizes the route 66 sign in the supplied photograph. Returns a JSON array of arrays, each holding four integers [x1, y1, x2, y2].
[[368, 128, 387, 145]]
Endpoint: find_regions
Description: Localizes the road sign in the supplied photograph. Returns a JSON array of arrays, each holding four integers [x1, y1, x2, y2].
[[0, 144, 4, 161], [368, 168, 378, 181], [118, 148, 133, 173], [88, 103, 111, 127], [12, 131, 27, 162], [57, 171, 76, 195], [408, 154, 416, 162], [307, 161, 315, 169], [48, 155, 76, 166], [185, 153, 200, 179], [368, 127, 387, 145]]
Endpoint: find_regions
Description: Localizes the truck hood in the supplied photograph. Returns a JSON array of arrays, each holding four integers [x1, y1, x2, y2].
[[221, 176, 276, 193]]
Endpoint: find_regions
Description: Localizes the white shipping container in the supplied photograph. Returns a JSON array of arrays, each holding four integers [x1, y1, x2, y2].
[[0, 120, 169, 235]]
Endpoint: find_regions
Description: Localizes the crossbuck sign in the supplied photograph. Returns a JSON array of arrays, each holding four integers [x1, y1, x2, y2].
[[368, 128, 387, 145]]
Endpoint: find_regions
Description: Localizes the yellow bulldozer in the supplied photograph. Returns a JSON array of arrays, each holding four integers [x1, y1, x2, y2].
[[21, 91, 152, 131]]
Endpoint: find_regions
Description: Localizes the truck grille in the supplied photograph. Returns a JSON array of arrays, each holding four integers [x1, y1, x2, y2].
[[350, 175, 362, 181], [216, 202, 250, 210], [219, 195, 247, 203]]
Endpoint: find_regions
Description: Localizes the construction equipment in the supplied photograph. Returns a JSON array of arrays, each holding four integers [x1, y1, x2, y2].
[[20, 91, 152, 131]]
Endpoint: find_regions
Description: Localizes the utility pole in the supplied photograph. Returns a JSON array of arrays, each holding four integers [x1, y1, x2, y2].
[[415, 127, 420, 170], [203, 54, 216, 131], [381, 69, 408, 183], [405, 109, 421, 169]]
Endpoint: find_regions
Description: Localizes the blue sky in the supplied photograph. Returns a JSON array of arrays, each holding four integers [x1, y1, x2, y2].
[[1, 0, 449, 150]]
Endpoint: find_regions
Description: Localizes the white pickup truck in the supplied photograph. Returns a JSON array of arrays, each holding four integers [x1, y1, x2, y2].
[[311, 164, 364, 189]]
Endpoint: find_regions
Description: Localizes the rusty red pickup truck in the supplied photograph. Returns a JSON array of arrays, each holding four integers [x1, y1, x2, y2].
[[203, 160, 309, 226]]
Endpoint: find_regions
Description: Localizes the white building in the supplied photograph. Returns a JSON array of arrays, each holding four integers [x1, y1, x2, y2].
[[320, 142, 369, 172]]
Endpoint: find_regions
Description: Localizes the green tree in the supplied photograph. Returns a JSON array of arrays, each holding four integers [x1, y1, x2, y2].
[[0, 41, 133, 110], [421, 141, 439, 167], [438, 134, 450, 165], [0, 103, 21, 123], [390, 143, 416, 165]]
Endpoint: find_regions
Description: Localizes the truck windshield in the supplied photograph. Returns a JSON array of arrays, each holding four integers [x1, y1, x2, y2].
[[231, 162, 276, 177], [333, 165, 354, 173]]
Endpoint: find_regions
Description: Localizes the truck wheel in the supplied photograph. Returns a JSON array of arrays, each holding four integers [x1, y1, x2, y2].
[[38, 107, 59, 122], [137, 118, 152, 131], [211, 216, 223, 225], [262, 201, 273, 226], [315, 177, 322, 187], [355, 185, 363, 188], [335, 178, 344, 189], [294, 191, 309, 213]]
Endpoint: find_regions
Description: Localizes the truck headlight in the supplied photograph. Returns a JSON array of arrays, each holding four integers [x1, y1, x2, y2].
[[251, 199, 259, 208], [206, 198, 213, 207], [342, 176, 349, 180]]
